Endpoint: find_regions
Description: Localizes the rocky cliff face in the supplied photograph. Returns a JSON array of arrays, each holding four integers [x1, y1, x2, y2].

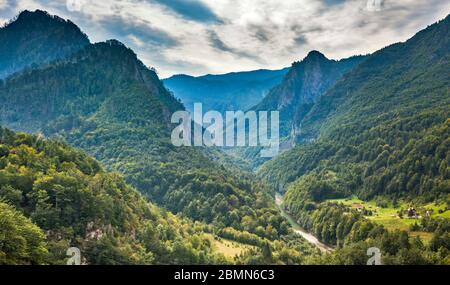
[[254, 51, 366, 138]]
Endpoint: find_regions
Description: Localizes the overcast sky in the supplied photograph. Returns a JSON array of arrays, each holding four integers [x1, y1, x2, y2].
[[1, 0, 449, 78]]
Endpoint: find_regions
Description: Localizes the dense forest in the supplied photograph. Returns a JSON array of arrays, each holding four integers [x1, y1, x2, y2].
[[0, 10, 316, 265], [229, 52, 366, 169], [259, 15, 450, 200], [0, 127, 226, 264], [0, 127, 320, 265], [0, 10, 90, 79], [0, 20, 290, 242], [0, 9, 449, 265], [257, 15, 450, 264]]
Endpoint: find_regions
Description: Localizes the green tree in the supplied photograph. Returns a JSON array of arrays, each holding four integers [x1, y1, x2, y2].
[[0, 202, 48, 265]]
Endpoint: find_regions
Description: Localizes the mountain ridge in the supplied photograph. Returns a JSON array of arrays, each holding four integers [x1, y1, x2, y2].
[[0, 10, 294, 247], [258, 13, 450, 199], [163, 67, 289, 114], [0, 9, 90, 79], [253, 52, 367, 138], [1, 8, 449, 265]]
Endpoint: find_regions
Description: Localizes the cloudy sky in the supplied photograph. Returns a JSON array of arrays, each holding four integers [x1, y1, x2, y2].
[[1, 0, 449, 77]]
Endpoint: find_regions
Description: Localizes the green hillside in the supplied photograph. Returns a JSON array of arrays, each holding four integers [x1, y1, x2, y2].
[[254, 51, 366, 138], [1, 8, 449, 266], [233, 52, 366, 169], [259, 15, 450, 200], [0, 127, 227, 265], [0, 11, 299, 250], [0, 10, 90, 79], [257, 15, 450, 264]]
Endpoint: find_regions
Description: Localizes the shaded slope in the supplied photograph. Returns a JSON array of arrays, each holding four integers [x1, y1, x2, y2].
[[0, 10, 90, 79], [254, 51, 366, 138], [0, 127, 224, 265], [258, 15, 450, 201], [0, 15, 290, 242], [163, 68, 288, 114]]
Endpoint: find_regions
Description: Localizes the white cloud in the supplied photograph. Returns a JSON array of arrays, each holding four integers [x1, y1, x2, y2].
[[366, 0, 383, 12], [0, 0, 7, 9], [2, 0, 450, 77]]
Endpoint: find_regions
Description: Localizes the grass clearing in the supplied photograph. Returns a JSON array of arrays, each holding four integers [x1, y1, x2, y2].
[[409, 232, 434, 244], [369, 216, 417, 232], [423, 202, 450, 219], [211, 237, 255, 259], [325, 196, 449, 243]]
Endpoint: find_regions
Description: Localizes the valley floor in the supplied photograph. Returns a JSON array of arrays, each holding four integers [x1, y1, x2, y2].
[[326, 196, 450, 244], [275, 193, 334, 252]]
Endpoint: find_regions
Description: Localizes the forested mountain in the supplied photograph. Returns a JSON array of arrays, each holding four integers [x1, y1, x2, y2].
[[0, 10, 90, 79], [226, 51, 365, 169], [163, 68, 288, 114], [259, 15, 450, 198], [0, 39, 182, 133], [0, 10, 294, 248], [253, 51, 366, 138], [0, 128, 318, 265], [0, 128, 225, 265], [1, 8, 449, 266], [256, 15, 450, 263]]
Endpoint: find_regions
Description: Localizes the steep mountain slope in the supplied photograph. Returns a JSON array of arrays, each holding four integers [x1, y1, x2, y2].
[[0, 39, 182, 133], [256, 15, 450, 264], [163, 68, 288, 114], [0, 10, 90, 79], [254, 51, 366, 138], [0, 202, 47, 265], [0, 127, 319, 265], [227, 52, 365, 169], [259, 15, 450, 199], [0, 11, 291, 244], [0, 127, 224, 265]]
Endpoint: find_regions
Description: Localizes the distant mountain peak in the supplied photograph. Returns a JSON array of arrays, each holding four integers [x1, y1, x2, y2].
[[17, 9, 51, 19], [254, 52, 366, 138], [96, 39, 135, 56], [10, 9, 82, 31], [105, 39, 127, 47], [163, 68, 289, 113], [0, 9, 90, 79], [290, 50, 330, 69], [304, 50, 328, 61]]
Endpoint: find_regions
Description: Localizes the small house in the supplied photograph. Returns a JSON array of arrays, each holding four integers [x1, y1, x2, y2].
[[407, 207, 418, 218], [352, 203, 365, 212]]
